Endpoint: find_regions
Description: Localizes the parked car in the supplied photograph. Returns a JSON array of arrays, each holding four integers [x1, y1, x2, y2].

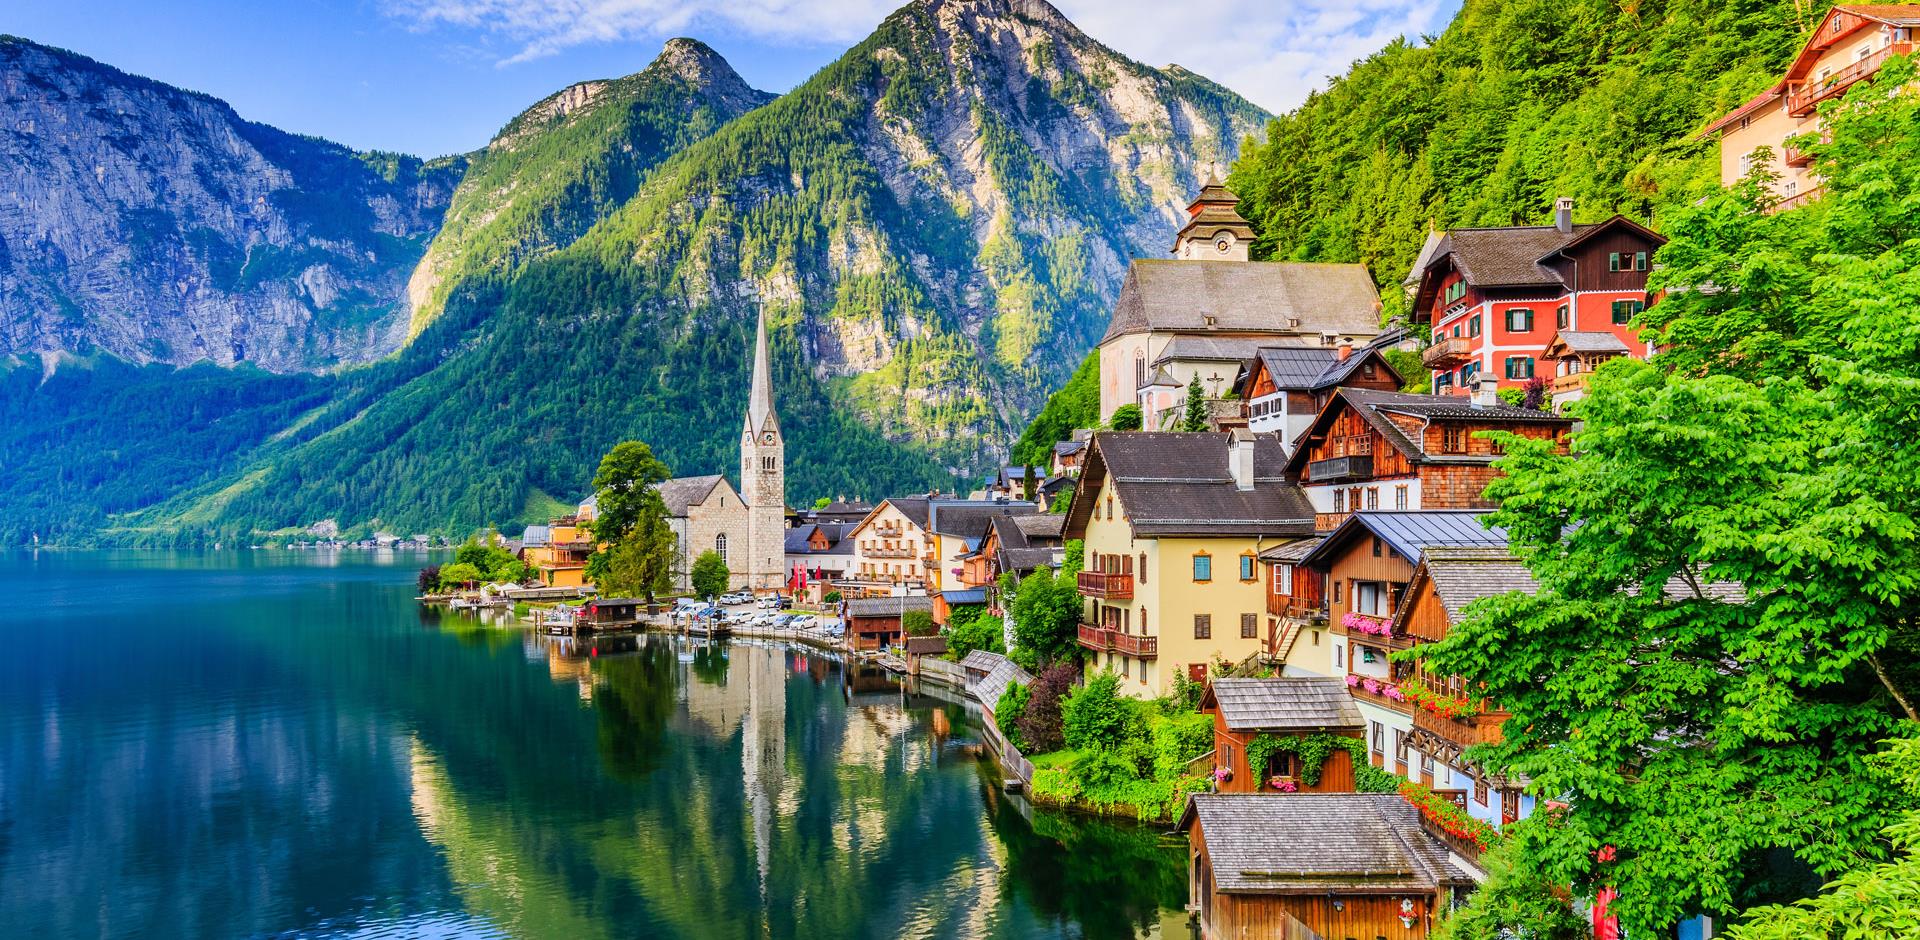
[[787, 615, 814, 630]]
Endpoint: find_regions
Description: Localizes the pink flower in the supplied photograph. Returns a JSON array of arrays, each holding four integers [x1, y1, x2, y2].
[[1361, 678, 1382, 694], [1344, 673, 1361, 687]]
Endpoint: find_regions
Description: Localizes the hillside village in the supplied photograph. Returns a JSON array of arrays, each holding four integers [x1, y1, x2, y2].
[[421, 8, 1920, 939]]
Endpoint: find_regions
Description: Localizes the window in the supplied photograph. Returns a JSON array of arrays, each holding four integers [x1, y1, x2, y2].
[[1785, 180, 1799, 197], [1505, 356, 1535, 380], [1634, 251, 1649, 271], [1468, 315, 1482, 338], [1434, 372, 1452, 389], [1332, 580, 1342, 603], [1134, 353, 1145, 390], [1505, 308, 1533, 332], [1239, 554, 1255, 581], [1354, 581, 1387, 616], [1445, 280, 1466, 302], [1371, 721, 1385, 756], [1462, 362, 1480, 382], [1273, 564, 1293, 595], [1441, 425, 1467, 454], [1105, 496, 1113, 520], [1192, 554, 1212, 582], [1556, 303, 1570, 330], [1121, 657, 1130, 678], [1395, 485, 1409, 511], [1139, 552, 1147, 584], [1193, 614, 1212, 639], [1395, 729, 1408, 765], [1612, 299, 1645, 324], [1334, 489, 1346, 513], [1334, 642, 1343, 668], [1366, 487, 1379, 510], [1371, 536, 1382, 558], [1474, 777, 1490, 806], [1241, 613, 1257, 638], [1739, 151, 1755, 175], [1608, 251, 1623, 272], [715, 533, 728, 564]]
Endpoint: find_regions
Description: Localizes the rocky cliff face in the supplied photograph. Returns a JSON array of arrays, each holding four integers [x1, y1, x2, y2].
[[405, 37, 775, 333], [0, 36, 462, 372]]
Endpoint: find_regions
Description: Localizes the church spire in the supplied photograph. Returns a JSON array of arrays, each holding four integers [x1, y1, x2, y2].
[[745, 310, 778, 436]]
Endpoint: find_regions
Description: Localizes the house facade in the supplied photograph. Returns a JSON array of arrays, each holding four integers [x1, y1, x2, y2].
[[1699, 5, 1920, 210], [1201, 677, 1364, 795], [1542, 329, 1632, 412], [1240, 339, 1404, 450], [1096, 180, 1382, 424], [520, 500, 597, 588], [1283, 385, 1572, 531], [840, 498, 935, 596], [923, 500, 1038, 593], [1064, 430, 1317, 698], [1407, 204, 1665, 396]]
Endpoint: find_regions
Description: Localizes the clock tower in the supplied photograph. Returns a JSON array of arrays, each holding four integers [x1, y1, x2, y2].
[[740, 310, 786, 593], [1173, 171, 1255, 262]]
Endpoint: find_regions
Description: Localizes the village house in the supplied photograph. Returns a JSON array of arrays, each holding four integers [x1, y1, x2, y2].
[[1541, 329, 1632, 412], [1283, 383, 1572, 531], [1179, 793, 1475, 940], [1237, 337, 1405, 451], [1295, 511, 1510, 787], [519, 495, 601, 588], [1406, 202, 1665, 396], [840, 497, 936, 597], [1201, 677, 1364, 794], [1258, 536, 1331, 674], [1097, 178, 1383, 426], [842, 594, 935, 651], [1699, 5, 1919, 211], [783, 521, 855, 599], [923, 500, 1038, 593], [1049, 429, 1091, 477], [1064, 430, 1317, 697], [1388, 545, 1540, 837], [800, 500, 875, 525]]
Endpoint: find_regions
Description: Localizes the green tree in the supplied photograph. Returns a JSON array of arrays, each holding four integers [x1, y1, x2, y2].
[[813, 496, 831, 510], [902, 610, 938, 638], [587, 441, 671, 542], [584, 440, 678, 601], [1006, 565, 1083, 670], [945, 606, 1005, 660], [1420, 65, 1920, 934], [1107, 404, 1141, 432], [1729, 737, 1920, 939], [1178, 374, 1207, 432], [1061, 671, 1140, 753], [996, 683, 1031, 750], [437, 562, 483, 590], [689, 550, 729, 599]]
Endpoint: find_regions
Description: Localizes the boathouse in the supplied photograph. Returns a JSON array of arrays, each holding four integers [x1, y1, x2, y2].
[[844, 595, 935, 651], [1179, 793, 1475, 939], [1201, 677, 1365, 794]]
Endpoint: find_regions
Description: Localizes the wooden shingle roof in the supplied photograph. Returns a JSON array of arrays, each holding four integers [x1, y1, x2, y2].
[[1179, 793, 1475, 894], [1102, 259, 1381, 344], [1067, 432, 1316, 539], [1208, 678, 1362, 731]]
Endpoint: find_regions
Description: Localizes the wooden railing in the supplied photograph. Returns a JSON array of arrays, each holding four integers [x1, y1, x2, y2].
[[1077, 570, 1134, 599], [1550, 371, 1592, 395], [1308, 453, 1372, 483], [864, 547, 917, 559], [1412, 705, 1506, 748], [1769, 185, 1825, 214], [1113, 632, 1158, 658], [1422, 335, 1474, 368], [1417, 804, 1486, 866], [1788, 46, 1890, 115], [1078, 623, 1111, 651]]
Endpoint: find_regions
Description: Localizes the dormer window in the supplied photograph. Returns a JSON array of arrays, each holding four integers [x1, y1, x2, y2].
[[1203, 315, 1219, 327]]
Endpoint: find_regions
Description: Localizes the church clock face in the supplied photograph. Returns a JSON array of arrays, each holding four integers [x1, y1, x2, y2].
[[762, 432, 776, 445], [1214, 232, 1236, 254]]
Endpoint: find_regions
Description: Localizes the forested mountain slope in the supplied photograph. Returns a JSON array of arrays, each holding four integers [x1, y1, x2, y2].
[[128, 0, 1269, 540], [1228, 0, 1833, 301], [0, 36, 464, 372]]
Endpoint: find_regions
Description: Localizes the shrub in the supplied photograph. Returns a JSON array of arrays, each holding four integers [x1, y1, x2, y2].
[[946, 607, 1004, 660], [417, 565, 441, 593], [1107, 403, 1142, 431], [1069, 747, 1140, 789], [823, 590, 841, 603], [901, 609, 938, 637], [996, 683, 1030, 750], [1018, 663, 1077, 753], [689, 550, 729, 598], [1062, 671, 1140, 753], [1152, 711, 1216, 778], [438, 562, 483, 589]]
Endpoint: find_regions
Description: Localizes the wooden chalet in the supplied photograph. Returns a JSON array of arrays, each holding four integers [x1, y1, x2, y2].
[[1283, 386, 1570, 531], [1237, 338, 1404, 453], [1201, 677, 1364, 794], [1180, 793, 1475, 940], [1541, 329, 1631, 411], [580, 597, 646, 629], [1259, 536, 1328, 670]]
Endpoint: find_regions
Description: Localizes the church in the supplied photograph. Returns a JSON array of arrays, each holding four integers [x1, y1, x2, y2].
[[647, 311, 788, 594]]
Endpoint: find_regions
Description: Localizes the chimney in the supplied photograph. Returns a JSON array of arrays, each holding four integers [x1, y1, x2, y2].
[[1554, 197, 1574, 235], [1337, 337, 1354, 361], [1473, 375, 1501, 408], [1228, 428, 1256, 491]]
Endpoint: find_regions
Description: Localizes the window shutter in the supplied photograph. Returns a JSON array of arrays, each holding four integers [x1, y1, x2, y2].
[[1241, 613, 1257, 638], [1194, 614, 1211, 639]]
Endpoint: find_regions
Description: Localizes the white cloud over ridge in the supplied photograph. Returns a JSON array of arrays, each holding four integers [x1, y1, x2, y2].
[[382, 0, 1455, 115]]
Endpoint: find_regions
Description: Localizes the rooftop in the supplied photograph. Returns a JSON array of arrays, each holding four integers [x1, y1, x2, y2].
[[1102, 259, 1381, 344], [1178, 793, 1475, 894], [1207, 677, 1363, 731], [1300, 510, 1510, 569], [1069, 432, 1315, 539]]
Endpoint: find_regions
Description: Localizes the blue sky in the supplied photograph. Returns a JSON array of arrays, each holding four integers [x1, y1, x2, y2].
[[11, 0, 1457, 158]]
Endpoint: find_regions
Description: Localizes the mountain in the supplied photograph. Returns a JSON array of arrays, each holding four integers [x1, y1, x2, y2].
[[116, 0, 1271, 541], [405, 37, 777, 335], [1224, 0, 1827, 299], [0, 36, 465, 372]]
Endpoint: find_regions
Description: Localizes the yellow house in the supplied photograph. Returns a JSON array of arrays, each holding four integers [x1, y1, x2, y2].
[[923, 500, 1040, 593], [842, 497, 936, 597], [1063, 430, 1318, 698], [521, 495, 599, 588]]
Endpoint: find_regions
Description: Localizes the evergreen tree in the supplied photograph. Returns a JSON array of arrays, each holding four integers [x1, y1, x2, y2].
[[1179, 374, 1208, 432]]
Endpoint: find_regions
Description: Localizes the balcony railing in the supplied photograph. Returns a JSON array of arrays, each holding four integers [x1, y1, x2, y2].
[[1113, 632, 1158, 658], [1412, 705, 1506, 749], [1550, 371, 1592, 396], [551, 539, 595, 551], [1308, 453, 1372, 483], [1769, 185, 1825, 214], [864, 547, 917, 559], [1347, 676, 1415, 713], [1078, 623, 1112, 651], [1314, 512, 1351, 533], [1788, 46, 1890, 115], [1077, 570, 1134, 599], [1422, 336, 1474, 368], [1268, 595, 1329, 620]]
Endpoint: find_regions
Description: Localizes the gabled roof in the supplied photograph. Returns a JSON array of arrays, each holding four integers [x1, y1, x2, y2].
[[1783, 5, 1920, 82], [1102, 259, 1382, 344], [1283, 388, 1570, 475], [1205, 678, 1363, 731], [992, 512, 1067, 573], [1396, 546, 1540, 630], [658, 475, 726, 517], [851, 497, 931, 537], [844, 595, 935, 617], [1065, 432, 1315, 539], [927, 500, 1038, 539], [785, 522, 854, 556], [1545, 330, 1632, 358], [1244, 344, 1403, 395], [965, 651, 1034, 714], [1409, 215, 1666, 314], [1178, 794, 1475, 894], [1257, 537, 1322, 564], [1052, 439, 1088, 457], [1300, 511, 1508, 570]]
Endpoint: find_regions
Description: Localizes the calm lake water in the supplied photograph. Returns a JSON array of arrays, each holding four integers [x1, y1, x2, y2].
[[0, 551, 1188, 940]]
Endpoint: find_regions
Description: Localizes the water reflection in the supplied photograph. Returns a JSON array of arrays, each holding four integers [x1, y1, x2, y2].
[[0, 552, 1185, 939]]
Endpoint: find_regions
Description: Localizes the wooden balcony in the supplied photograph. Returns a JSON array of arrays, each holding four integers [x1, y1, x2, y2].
[[1347, 677, 1414, 714], [1308, 453, 1372, 483], [1113, 631, 1158, 658], [864, 547, 917, 559], [1422, 336, 1474, 369], [1412, 705, 1506, 749], [1769, 185, 1825, 214], [1787, 46, 1890, 116], [1268, 596, 1328, 620], [1078, 623, 1112, 651], [1314, 512, 1352, 533], [1077, 570, 1134, 600], [1416, 797, 1485, 867], [1550, 371, 1592, 396]]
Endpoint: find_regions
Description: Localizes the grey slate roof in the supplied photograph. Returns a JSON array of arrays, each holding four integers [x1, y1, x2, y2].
[[1179, 794, 1475, 894], [968, 652, 1035, 715], [1437, 224, 1598, 288], [520, 524, 552, 548], [1152, 336, 1268, 366], [879, 497, 932, 531], [992, 511, 1067, 574], [844, 595, 936, 618], [1012, 514, 1065, 539], [1102, 259, 1381, 344], [658, 475, 724, 517], [1284, 387, 1570, 474], [786, 522, 854, 556], [927, 500, 1038, 539], [1258, 537, 1322, 564], [1075, 432, 1316, 538], [1210, 678, 1362, 731], [1053, 439, 1088, 457], [1300, 511, 1509, 570], [960, 650, 1000, 673]]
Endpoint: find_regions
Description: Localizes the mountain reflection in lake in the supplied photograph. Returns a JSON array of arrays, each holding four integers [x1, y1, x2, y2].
[[0, 551, 1188, 939]]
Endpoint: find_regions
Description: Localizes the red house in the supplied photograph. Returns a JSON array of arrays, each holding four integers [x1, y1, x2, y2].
[[1407, 200, 1664, 396]]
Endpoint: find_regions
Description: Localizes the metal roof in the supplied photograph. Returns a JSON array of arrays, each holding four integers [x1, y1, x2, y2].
[[1299, 511, 1508, 569]]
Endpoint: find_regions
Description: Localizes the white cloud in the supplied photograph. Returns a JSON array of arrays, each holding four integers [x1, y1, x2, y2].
[[382, 0, 1453, 112]]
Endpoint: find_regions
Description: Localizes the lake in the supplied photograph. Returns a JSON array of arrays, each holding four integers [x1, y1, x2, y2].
[[0, 551, 1189, 939]]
